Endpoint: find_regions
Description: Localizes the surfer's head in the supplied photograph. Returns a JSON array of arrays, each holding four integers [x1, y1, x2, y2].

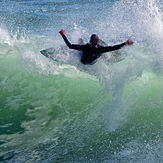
[[90, 34, 100, 46]]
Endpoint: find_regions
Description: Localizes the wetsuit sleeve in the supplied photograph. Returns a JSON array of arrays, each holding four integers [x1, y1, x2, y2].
[[100, 43, 126, 53], [62, 35, 82, 50]]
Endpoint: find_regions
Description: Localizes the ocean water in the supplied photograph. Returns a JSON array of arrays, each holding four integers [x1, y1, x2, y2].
[[1, 0, 163, 162]]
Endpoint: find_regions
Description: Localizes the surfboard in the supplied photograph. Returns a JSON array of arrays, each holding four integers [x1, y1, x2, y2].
[[40, 45, 71, 63], [40, 38, 84, 63], [40, 47, 59, 62]]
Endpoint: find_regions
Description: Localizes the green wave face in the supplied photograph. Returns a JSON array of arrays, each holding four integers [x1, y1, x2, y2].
[[1, 0, 163, 162]]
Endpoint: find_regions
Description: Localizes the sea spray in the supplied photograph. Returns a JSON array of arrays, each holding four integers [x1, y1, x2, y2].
[[1, 0, 163, 162]]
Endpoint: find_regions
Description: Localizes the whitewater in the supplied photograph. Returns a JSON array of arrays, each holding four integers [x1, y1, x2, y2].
[[1, 0, 163, 162]]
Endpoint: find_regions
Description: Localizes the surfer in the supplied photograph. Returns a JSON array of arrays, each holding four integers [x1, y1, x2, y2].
[[59, 29, 133, 65]]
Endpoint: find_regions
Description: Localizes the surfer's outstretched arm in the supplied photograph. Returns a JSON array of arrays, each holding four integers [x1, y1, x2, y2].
[[59, 29, 82, 50], [100, 40, 133, 53]]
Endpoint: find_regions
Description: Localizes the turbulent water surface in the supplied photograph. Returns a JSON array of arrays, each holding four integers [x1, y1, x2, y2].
[[1, 0, 163, 162]]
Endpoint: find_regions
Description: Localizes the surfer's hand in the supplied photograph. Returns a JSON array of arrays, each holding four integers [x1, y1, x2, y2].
[[125, 40, 133, 45], [59, 29, 66, 36]]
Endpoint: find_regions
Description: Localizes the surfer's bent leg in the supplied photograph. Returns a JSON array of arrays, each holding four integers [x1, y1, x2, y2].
[[78, 38, 84, 45]]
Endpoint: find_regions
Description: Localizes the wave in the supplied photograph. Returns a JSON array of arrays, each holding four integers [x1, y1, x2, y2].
[[1, 0, 163, 162]]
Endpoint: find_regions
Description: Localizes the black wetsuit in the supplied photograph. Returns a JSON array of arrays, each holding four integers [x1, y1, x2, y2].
[[62, 35, 126, 64]]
